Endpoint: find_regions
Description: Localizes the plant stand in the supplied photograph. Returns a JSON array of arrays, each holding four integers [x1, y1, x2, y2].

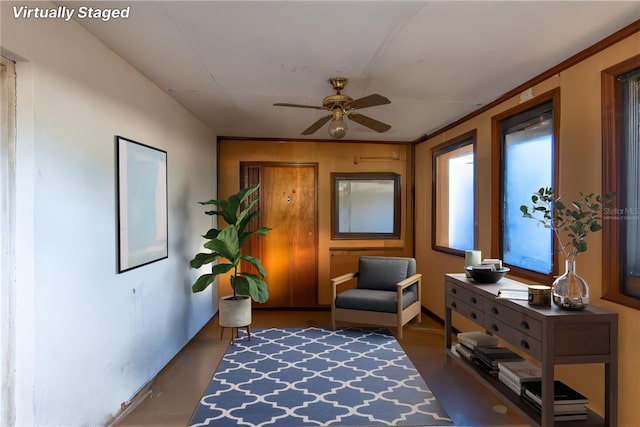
[[221, 325, 251, 344], [218, 295, 252, 344]]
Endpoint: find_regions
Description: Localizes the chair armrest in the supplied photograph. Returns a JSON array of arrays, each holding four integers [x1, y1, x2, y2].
[[331, 272, 358, 305], [396, 273, 422, 290], [331, 272, 358, 287], [396, 273, 422, 312]]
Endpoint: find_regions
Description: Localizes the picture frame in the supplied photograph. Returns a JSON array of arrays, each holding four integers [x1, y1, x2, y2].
[[116, 136, 168, 273]]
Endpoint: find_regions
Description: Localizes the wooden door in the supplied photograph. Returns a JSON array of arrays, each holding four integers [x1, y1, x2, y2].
[[242, 163, 318, 307]]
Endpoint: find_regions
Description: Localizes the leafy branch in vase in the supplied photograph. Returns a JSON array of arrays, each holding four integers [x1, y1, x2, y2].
[[520, 187, 615, 258]]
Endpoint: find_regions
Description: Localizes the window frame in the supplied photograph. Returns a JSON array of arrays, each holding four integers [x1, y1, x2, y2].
[[491, 88, 560, 284], [330, 172, 401, 240], [431, 130, 478, 256], [602, 53, 640, 310]]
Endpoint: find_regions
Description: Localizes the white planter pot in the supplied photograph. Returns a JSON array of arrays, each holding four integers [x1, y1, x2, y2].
[[219, 295, 252, 327]]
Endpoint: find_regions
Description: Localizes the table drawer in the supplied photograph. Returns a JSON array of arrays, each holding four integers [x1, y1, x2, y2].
[[446, 283, 484, 310], [483, 317, 542, 359], [484, 299, 542, 340], [447, 295, 484, 324]]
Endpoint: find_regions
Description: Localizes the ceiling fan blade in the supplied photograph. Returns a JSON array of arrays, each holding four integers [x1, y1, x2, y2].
[[348, 113, 392, 133], [301, 115, 332, 135], [273, 103, 324, 110], [344, 94, 391, 110]]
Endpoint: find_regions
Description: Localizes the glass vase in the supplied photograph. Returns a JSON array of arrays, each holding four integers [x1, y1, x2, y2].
[[552, 257, 589, 310]]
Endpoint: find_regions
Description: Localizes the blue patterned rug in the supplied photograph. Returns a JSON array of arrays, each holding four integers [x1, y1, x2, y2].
[[189, 327, 453, 427]]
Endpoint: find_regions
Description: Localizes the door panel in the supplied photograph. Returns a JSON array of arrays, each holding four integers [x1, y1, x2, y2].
[[243, 164, 317, 307]]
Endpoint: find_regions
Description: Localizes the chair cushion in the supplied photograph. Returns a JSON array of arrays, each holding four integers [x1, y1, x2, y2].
[[357, 257, 416, 291], [335, 286, 418, 313]]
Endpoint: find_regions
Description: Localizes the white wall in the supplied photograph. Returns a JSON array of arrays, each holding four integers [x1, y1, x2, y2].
[[1, 2, 217, 425]]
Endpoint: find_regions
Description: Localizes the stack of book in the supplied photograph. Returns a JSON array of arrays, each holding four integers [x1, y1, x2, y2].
[[473, 346, 524, 376], [453, 343, 474, 361], [454, 331, 499, 362], [457, 331, 499, 350], [522, 380, 589, 421], [497, 360, 541, 396]]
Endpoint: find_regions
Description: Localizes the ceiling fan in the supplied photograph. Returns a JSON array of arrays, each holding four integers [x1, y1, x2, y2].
[[273, 77, 392, 139]]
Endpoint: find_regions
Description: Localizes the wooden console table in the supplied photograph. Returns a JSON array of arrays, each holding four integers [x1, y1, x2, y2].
[[444, 273, 618, 427]]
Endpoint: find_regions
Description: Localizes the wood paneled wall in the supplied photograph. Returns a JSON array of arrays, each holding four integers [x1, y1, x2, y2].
[[217, 139, 414, 306]]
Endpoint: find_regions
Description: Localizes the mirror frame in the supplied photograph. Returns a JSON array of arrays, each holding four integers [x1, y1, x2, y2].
[[331, 172, 401, 240]]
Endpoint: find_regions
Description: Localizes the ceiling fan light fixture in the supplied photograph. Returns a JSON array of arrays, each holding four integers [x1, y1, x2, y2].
[[328, 109, 347, 139], [273, 77, 391, 138]]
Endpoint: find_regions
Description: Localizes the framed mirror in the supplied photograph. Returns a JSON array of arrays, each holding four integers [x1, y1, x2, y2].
[[331, 172, 401, 239]]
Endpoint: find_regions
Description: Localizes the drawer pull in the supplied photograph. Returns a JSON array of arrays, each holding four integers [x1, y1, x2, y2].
[[451, 302, 457, 309], [520, 321, 530, 330], [470, 312, 477, 320], [520, 340, 530, 350], [491, 307, 499, 315], [490, 324, 499, 332], [470, 297, 477, 304], [452, 288, 457, 294]]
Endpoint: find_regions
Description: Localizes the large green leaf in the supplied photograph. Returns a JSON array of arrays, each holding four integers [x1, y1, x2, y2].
[[240, 254, 267, 277], [225, 187, 254, 223], [211, 262, 235, 275], [200, 199, 218, 207], [190, 252, 218, 269], [233, 273, 269, 303], [231, 275, 249, 296], [203, 228, 221, 240], [230, 185, 260, 207], [192, 274, 215, 292], [201, 199, 236, 224], [204, 225, 240, 261], [217, 224, 240, 257], [237, 198, 259, 225], [204, 239, 229, 258], [238, 226, 272, 247], [238, 209, 259, 234], [242, 273, 269, 303], [229, 274, 269, 303], [209, 185, 261, 226], [253, 226, 272, 236]]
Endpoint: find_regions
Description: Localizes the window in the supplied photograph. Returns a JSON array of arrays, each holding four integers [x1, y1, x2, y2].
[[432, 131, 477, 254], [331, 172, 401, 239], [493, 90, 559, 282], [602, 54, 640, 309]]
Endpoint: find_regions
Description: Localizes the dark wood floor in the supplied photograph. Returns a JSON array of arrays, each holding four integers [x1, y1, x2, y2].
[[115, 310, 529, 427]]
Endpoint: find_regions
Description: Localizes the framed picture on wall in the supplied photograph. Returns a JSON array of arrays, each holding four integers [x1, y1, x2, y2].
[[116, 136, 168, 273]]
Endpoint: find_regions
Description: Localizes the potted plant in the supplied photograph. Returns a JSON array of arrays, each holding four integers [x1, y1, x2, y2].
[[190, 184, 271, 331], [520, 187, 614, 310]]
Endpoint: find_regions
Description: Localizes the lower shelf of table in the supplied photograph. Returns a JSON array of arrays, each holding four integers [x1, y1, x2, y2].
[[445, 348, 606, 427]]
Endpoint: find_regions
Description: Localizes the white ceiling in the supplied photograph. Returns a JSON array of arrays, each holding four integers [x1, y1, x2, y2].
[[62, 1, 640, 142]]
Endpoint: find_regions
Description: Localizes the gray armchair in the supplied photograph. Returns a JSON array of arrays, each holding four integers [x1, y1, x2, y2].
[[330, 256, 422, 339]]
